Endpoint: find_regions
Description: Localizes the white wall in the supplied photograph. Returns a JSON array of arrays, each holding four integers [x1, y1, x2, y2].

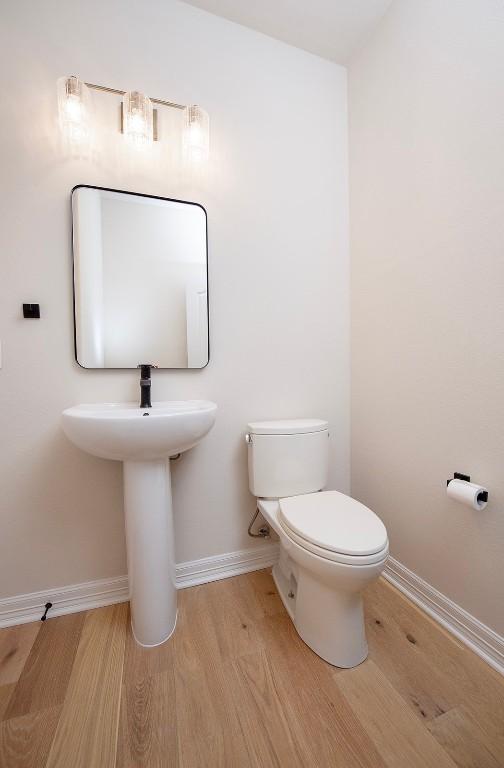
[[0, 0, 349, 598], [349, 0, 504, 633]]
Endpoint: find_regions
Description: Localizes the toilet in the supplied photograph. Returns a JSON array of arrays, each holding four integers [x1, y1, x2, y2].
[[246, 418, 388, 668]]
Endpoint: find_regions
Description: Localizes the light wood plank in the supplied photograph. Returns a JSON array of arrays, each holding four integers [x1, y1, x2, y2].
[[5, 613, 85, 720], [0, 705, 61, 768], [335, 659, 458, 768], [173, 585, 250, 766], [0, 623, 40, 687], [172, 584, 223, 675], [427, 707, 504, 768], [175, 662, 250, 768], [46, 603, 127, 768], [116, 671, 177, 768], [0, 685, 15, 722], [227, 648, 305, 768], [204, 576, 268, 662]]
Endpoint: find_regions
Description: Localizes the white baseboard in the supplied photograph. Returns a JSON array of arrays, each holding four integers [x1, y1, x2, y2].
[[384, 557, 504, 677], [175, 542, 279, 589], [0, 576, 130, 629], [0, 542, 279, 629]]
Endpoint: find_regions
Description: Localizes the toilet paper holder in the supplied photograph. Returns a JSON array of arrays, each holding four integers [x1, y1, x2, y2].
[[446, 473, 488, 503]]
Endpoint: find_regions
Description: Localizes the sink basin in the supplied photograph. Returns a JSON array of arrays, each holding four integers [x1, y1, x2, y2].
[[62, 399, 217, 647], [62, 400, 217, 461]]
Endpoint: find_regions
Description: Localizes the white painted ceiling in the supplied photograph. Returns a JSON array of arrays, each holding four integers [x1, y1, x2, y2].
[[181, 0, 393, 63]]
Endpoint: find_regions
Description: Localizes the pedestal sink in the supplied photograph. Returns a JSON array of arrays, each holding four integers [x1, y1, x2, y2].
[[62, 400, 217, 646]]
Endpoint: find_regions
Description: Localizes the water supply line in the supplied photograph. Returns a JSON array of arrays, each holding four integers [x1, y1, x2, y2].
[[248, 508, 270, 538]]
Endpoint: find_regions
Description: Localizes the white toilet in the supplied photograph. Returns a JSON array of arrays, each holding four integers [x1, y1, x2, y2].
[[246, 418, 389, 668]]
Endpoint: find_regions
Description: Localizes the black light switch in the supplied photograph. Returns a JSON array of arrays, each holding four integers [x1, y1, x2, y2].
[[23, 303, 40, 318]]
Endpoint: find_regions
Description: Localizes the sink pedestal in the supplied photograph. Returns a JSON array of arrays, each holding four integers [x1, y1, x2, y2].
[[123, 460, 177, 646]]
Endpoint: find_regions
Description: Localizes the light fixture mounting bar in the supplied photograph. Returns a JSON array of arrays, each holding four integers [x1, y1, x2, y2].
[[84, 82, 186, 111]]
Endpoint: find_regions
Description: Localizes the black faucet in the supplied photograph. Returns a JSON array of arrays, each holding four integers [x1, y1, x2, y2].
[[137, 364, 157, 408]]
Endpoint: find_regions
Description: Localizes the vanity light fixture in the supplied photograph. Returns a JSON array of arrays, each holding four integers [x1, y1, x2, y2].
[[56, 77, 210, 165], [183, 105, 210, 166], [57, 76, 91, 147]]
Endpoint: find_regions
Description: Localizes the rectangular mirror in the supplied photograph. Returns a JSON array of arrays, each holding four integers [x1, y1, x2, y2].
[[71, 185, 209, 368]]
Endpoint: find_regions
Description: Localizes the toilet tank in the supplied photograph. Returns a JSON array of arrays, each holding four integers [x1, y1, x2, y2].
[[246, 419, 329, 499]]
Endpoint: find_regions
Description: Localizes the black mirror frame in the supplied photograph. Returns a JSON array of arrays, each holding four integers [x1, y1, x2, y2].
[[71, 184, 210, 370]]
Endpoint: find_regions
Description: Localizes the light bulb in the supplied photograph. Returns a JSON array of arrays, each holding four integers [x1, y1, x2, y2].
[[183, 105, 209, 166], [57, 76, 91, 147], [122, 91, 153, 148]]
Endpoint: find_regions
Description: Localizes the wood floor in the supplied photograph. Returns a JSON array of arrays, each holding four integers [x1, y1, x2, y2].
[[0, 571, 503, 768]]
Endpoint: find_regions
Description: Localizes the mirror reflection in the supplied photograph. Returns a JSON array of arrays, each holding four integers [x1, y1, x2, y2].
[[72, 186, 209, 368]]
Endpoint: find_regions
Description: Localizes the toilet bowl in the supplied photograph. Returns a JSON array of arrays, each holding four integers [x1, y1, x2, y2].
[[246, 419, 388, 668]]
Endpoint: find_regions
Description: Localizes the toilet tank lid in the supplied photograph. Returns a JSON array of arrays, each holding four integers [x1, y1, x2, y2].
[[247, 418, 328, 435]]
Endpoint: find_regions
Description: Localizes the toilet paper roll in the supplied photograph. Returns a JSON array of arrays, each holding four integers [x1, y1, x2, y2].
[[447, 479, 488, 510]]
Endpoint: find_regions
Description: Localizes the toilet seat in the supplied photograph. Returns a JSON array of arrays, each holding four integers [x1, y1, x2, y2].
[[279, 521, 389, 566], [279, 491, 388, 566]]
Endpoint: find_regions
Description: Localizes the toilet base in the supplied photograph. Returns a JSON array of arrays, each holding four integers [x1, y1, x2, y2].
[[272, 562, 369, 668]]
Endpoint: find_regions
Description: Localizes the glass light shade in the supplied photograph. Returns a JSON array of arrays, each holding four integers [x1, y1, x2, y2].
[[122, 91, 153, 148], [183, 105, 210, 166], [57, 76, 91, 146]]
